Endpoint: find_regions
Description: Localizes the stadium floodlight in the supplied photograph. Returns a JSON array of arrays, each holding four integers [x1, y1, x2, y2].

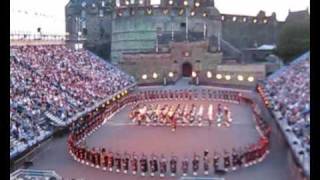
[[168, 72, 174, 77], [207, 71, 212, 78], [216, 74, 222, 79], [237, 75, 244, 81], [142, 74, 148, 80], [248, 76, 255, 82], [225, 75, 231, 80], [153, 72, 158, 79], [243, 17, 247, 22], [233, 16, 237, 22], [195, 1, 200, 7], [192, 71, 197, 78]]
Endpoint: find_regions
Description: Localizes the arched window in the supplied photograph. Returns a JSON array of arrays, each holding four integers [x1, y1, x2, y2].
[[150, 0, 161, 5]]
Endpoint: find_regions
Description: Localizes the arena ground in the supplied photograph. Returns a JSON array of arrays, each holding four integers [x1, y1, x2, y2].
[[23, 79, 295, 180]]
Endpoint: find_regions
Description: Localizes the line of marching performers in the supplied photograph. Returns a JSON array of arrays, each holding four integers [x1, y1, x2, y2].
[[138, 89, 241, 103], [129, 102, 233, 130], [68, 135, 269, 177]]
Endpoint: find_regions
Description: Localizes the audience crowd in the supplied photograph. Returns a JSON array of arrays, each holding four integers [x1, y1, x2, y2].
[[258, 52, 310, 175], [10, 45, 135, 158]]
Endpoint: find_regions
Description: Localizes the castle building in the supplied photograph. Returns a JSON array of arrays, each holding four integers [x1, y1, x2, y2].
[[65, 0, 306, 86]]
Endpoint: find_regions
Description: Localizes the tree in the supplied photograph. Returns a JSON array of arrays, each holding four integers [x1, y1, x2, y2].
[[276, 15, 310, 64]]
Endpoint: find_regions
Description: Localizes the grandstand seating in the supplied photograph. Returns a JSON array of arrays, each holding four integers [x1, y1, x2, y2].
[[10, 45, 135, 159], [258, 51, 310, 176]]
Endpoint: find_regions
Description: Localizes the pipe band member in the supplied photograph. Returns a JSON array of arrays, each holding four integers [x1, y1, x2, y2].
[[223, 150, 230, 171], [213, 151, 220, 172], [232, 148, 238, 168], [170, 156, 177, 174], [123, 152, 130, 172], [95, 148, 101, 166], [160, 155, 167, 175], [150, 154, 158, 175], [115, 152, 121, 172], [192, 154, 200, 173], [203, 156, 210, 173], [140, 154, 148, 174], [131, 153, 138, 173], [182, 157, 189, 175], [237, 148, 244, 167], [102, 148, 108, 168], [107, 151, 114, 170], [244, 145, 252, 165]]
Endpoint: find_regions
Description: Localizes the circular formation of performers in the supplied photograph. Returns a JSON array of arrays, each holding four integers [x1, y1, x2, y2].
[[67, 89, 271, 177]]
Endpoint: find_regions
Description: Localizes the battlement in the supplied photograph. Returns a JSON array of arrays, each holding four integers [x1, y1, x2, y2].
[[221, 11, 278, 24]]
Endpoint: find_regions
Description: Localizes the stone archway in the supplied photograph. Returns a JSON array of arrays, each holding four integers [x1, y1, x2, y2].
[[182, 62, 192, 77]]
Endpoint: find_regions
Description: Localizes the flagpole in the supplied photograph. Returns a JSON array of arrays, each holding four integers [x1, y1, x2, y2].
[[186, 7, 188, 41]]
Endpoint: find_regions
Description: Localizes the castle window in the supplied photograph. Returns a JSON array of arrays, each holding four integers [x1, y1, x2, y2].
[[81, 10, 86, 18], [263, 19, 268, 24], [179, 9, 184, 16], [116, 0, 120, 7], [130, 0, 135, 4], [221, 15, 225, 21], [253, 19, 257, 23], [82, 28, 87, 36], [82, 21, 86, 28], [139, 0, 143, 5], [190, 11, 195, 16], [180, 22, 186, 28], [163, 9, 169, 15], [99, 10, 104, 17], [150, 0, 161, 5], [101, 1, 105, 7]]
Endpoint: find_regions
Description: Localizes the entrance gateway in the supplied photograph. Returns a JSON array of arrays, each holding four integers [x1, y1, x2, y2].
[[182, 62, 192, 77]]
